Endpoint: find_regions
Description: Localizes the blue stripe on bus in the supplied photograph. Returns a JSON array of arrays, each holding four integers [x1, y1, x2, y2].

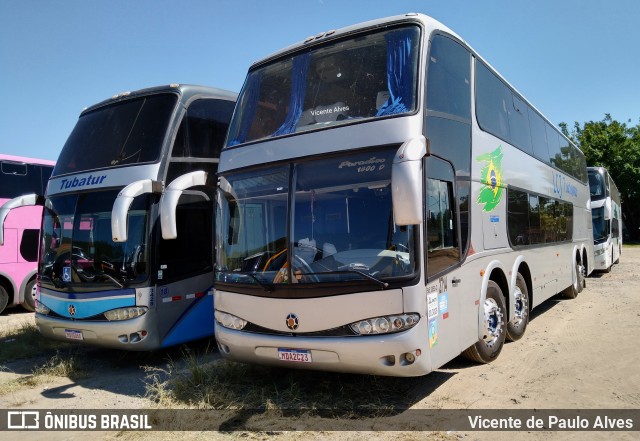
[[40, 288, 136, 300], [160, 292, 215, 347], [40, 292, 136, 319]]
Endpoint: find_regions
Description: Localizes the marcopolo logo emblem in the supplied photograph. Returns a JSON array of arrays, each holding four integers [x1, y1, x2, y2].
[[68, 304, 76, 317], [285, 313, 299, 330]]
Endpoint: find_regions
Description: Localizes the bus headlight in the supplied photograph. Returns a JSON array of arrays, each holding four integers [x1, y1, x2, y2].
[[594, 248, 606, 256], [104, 307, 148, 321], [215, 310, 247, 330], [350, 313, 420, 335]]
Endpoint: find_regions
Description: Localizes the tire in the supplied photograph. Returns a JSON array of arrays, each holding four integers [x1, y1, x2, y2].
[[0, 285, 9, 315], [506, 273, 529, 342], [563, 259, 583, 299], [21, 279, 37, 312], [463, 280, 507, 364]]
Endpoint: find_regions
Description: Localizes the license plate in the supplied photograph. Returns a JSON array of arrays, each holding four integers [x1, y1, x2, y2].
[[64, 329, 84, 341], [277, 348, 312, 363]]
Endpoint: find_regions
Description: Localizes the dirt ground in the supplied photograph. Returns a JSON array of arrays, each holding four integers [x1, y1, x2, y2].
[[1, 247, 639, 441]]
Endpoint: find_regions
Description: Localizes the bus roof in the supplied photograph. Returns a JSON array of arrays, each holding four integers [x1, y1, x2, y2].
[[0, 153, 55, 166], [80, 84, 237, 115]]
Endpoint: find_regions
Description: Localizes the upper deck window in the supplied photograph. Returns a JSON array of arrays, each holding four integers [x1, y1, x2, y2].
[[53, 93, 178, 176], [226, 25, 420, 146]]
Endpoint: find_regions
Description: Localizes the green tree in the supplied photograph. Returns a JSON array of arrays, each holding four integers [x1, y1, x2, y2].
[[561, 115, 640, 241]]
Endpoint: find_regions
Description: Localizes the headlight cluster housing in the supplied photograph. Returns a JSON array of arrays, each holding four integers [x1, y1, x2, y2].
[[349, 313, 420, 335], [215, 310, 247, 330], [104, 307, 147, 321]]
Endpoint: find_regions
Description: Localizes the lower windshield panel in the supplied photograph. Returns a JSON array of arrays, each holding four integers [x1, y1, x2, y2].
[[216, 148, 416, 292], [39, 190, 150, 291]]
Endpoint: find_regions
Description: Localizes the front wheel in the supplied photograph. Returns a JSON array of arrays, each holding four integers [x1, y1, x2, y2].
[[463, 281, 506, 364], [21, 279, 37, 312]]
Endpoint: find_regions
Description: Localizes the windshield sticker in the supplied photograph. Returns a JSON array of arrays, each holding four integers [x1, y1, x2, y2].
[[427, 292, 438, 320], [476, 146, 504, 212], [439, 293, 448, 315], [62, 267, 72, 282], [429, 319, 438, 348]]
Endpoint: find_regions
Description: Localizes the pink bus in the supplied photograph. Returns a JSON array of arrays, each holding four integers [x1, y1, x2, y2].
[[0, 154, 55, 313]]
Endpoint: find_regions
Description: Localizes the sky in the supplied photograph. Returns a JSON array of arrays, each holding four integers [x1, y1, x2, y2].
[[1, 0, 639, 161]]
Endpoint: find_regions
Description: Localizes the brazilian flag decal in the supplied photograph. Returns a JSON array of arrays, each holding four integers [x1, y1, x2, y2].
[[476, 146, 504, 212]]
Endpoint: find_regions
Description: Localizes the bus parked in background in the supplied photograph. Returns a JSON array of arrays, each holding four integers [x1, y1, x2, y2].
[[0, 155, 54, 313], [212, 13, 593, 376], [588, 166, 622, 272], [2, 84, 236, 349]]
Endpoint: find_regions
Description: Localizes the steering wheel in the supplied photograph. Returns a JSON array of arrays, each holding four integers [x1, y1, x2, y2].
[[291, 255, 320, 283]]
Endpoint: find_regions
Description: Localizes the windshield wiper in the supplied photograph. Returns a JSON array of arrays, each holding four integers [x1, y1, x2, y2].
[[297, 269, 389, 289], [246, 273, 275, 292]]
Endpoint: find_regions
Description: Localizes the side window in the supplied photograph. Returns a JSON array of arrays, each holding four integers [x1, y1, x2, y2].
[[426, 157, 459, 278], [158, 194, 213, 281], [0, 162, 50, 198], [508, 189, 530, 246], [509, 94, 532, 154], [539, 196, 557, 243], [476, 62, 511, 142], [171, 99, 235, 159], [528, 194, 541, 244], [546, 124, 562, 168], [20, 229, 40, 262], [529, 108, 549, 162], [426, 35, 471, 120]]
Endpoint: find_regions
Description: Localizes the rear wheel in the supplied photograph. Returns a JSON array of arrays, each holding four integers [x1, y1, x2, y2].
[[0, 285, 9, 314], [21, 279, 37, 312], [463, 281, 506, 364], [563, 259, 583, 299], [506, 274, 529, 342]]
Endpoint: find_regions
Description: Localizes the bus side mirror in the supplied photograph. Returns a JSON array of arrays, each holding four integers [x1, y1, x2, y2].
[[160, 171, 208, 240], [112, 180, 162, 242], [392, 137, 427, 226], [0, 194, 43, 245], [604, 198, 612, 220]]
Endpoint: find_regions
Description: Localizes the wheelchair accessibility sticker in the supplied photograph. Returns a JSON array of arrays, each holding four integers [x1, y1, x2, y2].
[[62, 267, 72, 282]]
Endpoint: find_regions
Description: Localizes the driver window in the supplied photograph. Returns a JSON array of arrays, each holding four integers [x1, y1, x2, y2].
[[426, 157, 459, 279], [158, 193, 212, 281]]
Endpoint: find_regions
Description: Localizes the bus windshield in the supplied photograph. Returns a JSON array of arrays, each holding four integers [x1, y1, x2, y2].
[[226, 25, 420, 146], [591, 206, 608, 244], [39, 189, 149, 291], [588, 170, 607, 201], [53, 93, 178, 176], [216, 149, 416, 288]]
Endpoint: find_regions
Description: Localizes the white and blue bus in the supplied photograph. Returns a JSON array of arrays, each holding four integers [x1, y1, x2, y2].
[[213, 14, 593, 376], [588, 166, 622, 272], [10, 84, 236, 350]]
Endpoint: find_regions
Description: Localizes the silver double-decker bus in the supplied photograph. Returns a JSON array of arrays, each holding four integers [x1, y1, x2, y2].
[[213, 14, 592, 376], [5, 84, 236, 350], [588, 166, 622, 271]]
